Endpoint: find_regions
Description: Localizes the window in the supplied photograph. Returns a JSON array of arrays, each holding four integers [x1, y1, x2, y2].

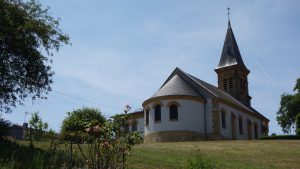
[[132, 121, 137, 132], [221, 111, 226, 129], [145, 109, 149, 125], [169, 104, 178, 121], [223, 79, 228, 90], [154, 105, 161, 122], [240, 79, 243, 89], [254, 123, 258, 139], [239, 116, 243, 135], [229, 78, 233, 89]]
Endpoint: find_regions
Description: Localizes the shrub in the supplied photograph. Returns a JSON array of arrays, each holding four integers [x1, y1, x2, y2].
[[0, 118, 11, 137], [0, 139, 81, 168], [176, 149, 216, 169], [296, 113, 300, 135], [260, 135, 300, 140]]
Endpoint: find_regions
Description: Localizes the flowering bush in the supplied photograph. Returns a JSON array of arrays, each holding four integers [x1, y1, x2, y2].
[[80, 114, 141, 169], [61, 107, 141, 169]]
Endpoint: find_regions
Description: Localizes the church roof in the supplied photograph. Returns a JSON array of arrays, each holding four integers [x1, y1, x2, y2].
[[151, 74, 201, 98], [145, 67, 268, 121], [216, 21, 248, 70]]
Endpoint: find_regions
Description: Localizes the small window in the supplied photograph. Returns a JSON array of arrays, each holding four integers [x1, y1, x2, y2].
[[239, 117, 243, 135], [240, 79, 243, 90], [132, 121, 137, 132], [229, 78, 233, 89], [221, 111, 226, 129], [254, 123, 258, 139], [169, 104, 178, 121], [154, 105, 161, 122], [145, 109, 149, 125], [223, 79, 228, 90]]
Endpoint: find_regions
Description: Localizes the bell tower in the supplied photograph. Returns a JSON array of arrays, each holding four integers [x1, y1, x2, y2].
[[215, 12, 251, 106]]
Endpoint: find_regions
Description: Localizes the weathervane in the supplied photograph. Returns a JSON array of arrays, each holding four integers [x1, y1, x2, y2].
[[227, 7, 231, 21]]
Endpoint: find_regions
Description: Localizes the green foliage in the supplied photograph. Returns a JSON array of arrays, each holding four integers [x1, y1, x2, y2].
[[296, 113, 300, 136], [260, 135, 300, 140], [276, 78, 300, 133], [29, 112, 48, 140], [76, 113, 141, 169], [0, 139, 81, 169], [60, 107, 106, 143], [0, 118, 11, 137], [0, 0, 69, 113], [60, 107, 141, 169], [178, 151, 216, 169]]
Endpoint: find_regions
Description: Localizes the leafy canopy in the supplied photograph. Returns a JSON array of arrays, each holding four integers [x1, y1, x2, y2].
[[60, 107, 106, 142], [29, 112, 48, 140], [276, 78, 300, 133], [0, 0, 69, 113]]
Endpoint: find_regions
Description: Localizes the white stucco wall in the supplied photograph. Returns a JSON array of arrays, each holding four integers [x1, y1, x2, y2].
[[144, 99, 205, 136], [128, 117, 144, 138], [218, 103, 263, 140]]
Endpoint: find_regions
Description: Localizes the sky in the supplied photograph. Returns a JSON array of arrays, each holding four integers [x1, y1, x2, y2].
[[2, 0, 300, 134]]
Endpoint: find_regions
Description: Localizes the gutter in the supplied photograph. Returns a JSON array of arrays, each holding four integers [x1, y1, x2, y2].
[[204, 100, 208, 141]]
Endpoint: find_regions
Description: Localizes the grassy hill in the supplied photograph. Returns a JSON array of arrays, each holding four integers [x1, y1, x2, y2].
[[127, 140, 300, 169], [3, 140, 300, 169]]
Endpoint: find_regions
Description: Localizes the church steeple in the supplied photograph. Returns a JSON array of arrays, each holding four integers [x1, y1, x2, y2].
[[215, 12, 251, 107], [217, 20, 248, 71]]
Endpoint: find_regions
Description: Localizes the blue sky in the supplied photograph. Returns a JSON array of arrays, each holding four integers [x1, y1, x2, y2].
[[3, 0, 300, 134]]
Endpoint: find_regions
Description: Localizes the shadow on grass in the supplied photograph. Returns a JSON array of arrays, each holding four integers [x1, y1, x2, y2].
[[0, 139, 81, 169]]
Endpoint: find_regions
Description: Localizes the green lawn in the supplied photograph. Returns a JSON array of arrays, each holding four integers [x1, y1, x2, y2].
[[127, 140, 300, 169], [10, 140, 300, 169]]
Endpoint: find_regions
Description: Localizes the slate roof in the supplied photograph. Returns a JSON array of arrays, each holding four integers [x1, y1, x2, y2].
[[146, 67, 268, 121], [152, 74, 201, 98], [216, 21, 248, 70]]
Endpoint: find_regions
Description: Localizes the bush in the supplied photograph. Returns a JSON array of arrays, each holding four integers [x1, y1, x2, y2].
[[176, 150, 216, 169], [0, 118, 11, 137], [185, 156, 216, 169], [296, 113, 300, 135], [260, 135, 300, 140], [0, 139, 81, 168]]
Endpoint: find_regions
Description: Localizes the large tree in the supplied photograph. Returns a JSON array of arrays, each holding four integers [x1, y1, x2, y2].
[[276, 78, 300, 133], [0, 0, 69, 113]]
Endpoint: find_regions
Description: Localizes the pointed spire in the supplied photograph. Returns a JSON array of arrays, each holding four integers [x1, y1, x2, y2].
[[216, 18, 248, 71]]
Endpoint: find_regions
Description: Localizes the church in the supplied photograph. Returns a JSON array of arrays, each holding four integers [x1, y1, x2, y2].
[[128, 20, 269, 142]]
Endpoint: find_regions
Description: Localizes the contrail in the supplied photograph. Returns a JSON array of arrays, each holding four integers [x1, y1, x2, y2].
[[249, 55, 279, 90]]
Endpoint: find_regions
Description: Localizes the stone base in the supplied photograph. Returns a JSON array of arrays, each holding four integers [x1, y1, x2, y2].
[[144, 130, 206, 143]]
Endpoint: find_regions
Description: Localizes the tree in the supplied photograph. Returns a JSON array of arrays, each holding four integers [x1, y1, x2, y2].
[[0, 118, 11, 138], [276, 78, 300, 133], [0, 0, 69, 113], [60, 107, 106, 143], [29, 112, 48, 140]]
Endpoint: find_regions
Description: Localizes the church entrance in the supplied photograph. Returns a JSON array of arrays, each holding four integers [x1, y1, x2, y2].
[[231, 113, 236, 140]]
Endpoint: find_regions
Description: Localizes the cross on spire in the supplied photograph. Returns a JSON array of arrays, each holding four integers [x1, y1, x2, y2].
[[227, 7, 231, 21]]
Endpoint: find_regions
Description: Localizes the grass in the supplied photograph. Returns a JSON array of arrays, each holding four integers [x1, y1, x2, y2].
[[3, 140, 300, 169], [127, 140, 300, 169]]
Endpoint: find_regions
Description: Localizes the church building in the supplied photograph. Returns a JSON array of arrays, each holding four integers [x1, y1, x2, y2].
[[128, 20, 269, 142]]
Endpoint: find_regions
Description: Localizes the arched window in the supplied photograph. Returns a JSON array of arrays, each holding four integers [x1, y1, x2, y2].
[[145, 109, 149, 125], [239, 116, 243, 135], [254, 123, 258, 139], [223, 79, 228, 90], [132, 121, 137, 132], [169, 104, 178, 121], [221, 111, 226, 129], [229, 78, 233, 89], [154, 105, 161, 122]]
